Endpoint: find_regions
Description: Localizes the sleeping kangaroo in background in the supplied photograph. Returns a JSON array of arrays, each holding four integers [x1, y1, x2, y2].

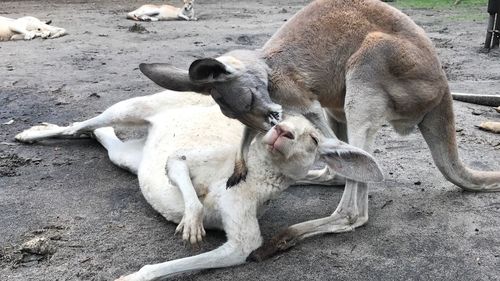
[[451, 93, 500, 134], [0, 16, 66, 41], [138, 0, 500, 259], [127, 0, 196, 21]]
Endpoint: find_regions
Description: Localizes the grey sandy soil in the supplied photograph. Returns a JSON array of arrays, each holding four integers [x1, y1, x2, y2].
[[1, 1, 499, 280]]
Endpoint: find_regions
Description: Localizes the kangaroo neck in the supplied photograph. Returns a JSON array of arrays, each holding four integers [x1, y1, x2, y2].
[[236, 140, 293, 205]]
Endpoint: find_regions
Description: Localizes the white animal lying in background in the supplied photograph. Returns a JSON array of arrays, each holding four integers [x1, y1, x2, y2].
[[127, 0, 196, 21], [488, 106, 500, 133], [16, 89, 382, 280], [0, 16, 66, 41], [478, 121, 500, 133], [451, 93, 500, 134]]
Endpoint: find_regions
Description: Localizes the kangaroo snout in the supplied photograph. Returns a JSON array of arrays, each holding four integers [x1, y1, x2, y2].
[[274, 124, 295, 140]]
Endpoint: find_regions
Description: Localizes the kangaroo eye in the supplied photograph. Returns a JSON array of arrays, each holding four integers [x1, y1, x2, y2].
[[310, 135, 319, 145], [37, 28, 41, 31]]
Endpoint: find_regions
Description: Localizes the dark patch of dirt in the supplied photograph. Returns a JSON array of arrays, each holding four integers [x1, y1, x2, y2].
[[128, 23, 149, 34], [0, 154, 41, 177]]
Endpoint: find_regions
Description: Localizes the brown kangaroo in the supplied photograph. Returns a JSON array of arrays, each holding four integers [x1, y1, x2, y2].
[[139, 0, 500, 260]]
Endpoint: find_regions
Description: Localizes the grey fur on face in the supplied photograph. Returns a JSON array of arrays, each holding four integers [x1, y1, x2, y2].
[[209, 69, 281, 129], [204, 50, 282, 130], [140, 49, 282, 131]]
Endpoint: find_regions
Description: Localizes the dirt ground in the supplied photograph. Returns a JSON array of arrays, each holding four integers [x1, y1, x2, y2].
[[1, 0, 499, 280]]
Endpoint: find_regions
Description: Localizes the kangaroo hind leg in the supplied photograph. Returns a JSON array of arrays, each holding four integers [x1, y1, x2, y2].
[[93, 127, 144, 174], [15, 94, 166, 143], [250, 76, 388, 261]]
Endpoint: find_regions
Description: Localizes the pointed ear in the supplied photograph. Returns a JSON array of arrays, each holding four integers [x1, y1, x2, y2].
[[319, 139, 384, 183], [189, 58, 236, 83], [139, 63, 207, 93]]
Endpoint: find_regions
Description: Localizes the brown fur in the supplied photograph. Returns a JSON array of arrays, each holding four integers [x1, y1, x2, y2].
[[264, 0, 445, 124], [247, 228, 300, 262]]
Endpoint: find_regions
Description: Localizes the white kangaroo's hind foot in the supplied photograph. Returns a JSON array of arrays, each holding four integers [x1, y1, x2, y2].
[[15, 122, 91, 143]]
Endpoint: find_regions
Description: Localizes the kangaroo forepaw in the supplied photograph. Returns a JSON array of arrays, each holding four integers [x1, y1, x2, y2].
[[226, 160, 248, 188], [226, 170, 247, 188], [174, 208, 206, 246]]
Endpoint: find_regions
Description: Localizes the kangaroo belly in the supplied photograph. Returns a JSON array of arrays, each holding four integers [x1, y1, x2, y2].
[[158, 6, 180, 19], [0, 19, 15, 41]]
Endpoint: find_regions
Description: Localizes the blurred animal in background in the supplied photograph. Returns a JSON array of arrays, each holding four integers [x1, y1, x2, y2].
[[127, 0, 196, 21], [478, 120, 500, 133], [451, 93, 500, 134], [0, 16, 66, 41]]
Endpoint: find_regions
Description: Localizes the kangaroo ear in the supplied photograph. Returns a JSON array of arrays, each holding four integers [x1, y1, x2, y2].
[[139, 63, 208, 93], [189, 58, 237, 83], [319, 139, 384, 183]]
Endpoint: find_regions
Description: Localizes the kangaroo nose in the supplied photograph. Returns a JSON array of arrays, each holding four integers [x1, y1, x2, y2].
[[275, 124, 295, 140]]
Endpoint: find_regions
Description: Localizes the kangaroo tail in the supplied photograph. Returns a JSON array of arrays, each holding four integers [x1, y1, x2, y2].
[[418, 92, 500, 191]]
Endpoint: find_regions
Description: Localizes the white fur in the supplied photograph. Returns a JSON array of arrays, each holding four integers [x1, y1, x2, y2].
[[127, 0, 196, 22], [16, 91, 241, 243], [0, 16, 66, 41], [17, 90, 354, 280]]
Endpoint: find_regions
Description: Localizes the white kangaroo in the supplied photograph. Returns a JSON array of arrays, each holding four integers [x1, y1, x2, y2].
[[127, 0, 196, 21], [0, 16, 66, 41], [16, 90, 382, 280]]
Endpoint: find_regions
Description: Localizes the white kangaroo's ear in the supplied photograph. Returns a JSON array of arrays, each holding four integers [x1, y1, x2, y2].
[[188, 58, 239, 83], [139, 63, 208, 93], [319, 139, 384, 183]]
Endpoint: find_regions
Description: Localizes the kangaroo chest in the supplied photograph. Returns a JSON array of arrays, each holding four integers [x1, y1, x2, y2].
[[268, 64, 347, 122]]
